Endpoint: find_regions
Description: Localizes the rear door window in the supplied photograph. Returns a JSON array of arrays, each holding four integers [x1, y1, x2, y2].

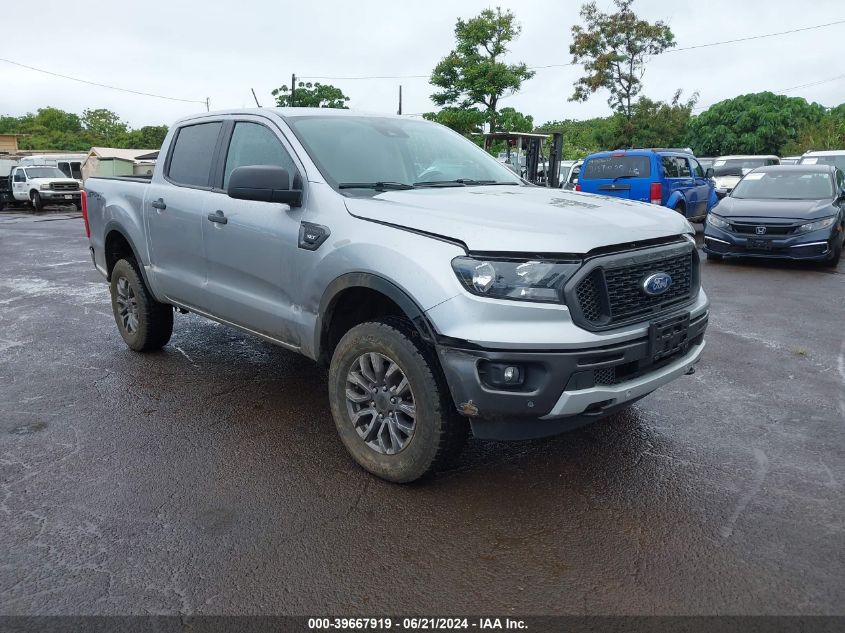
[[675, 157, 691, 177], [582, 156, 650, 179], [661, 156, 679, 178], [167, 122, 223, 188]]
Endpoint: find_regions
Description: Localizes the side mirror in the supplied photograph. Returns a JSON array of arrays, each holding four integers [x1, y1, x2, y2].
[[227, 165, 302, 207], [705, 167, 715, 179]]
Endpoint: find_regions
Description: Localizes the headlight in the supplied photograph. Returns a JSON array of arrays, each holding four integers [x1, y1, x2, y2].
[[706, 213, 729, 229], [40, 184, 51, 190], [797, 216, 836, 234], [451, 257, 580, 303]]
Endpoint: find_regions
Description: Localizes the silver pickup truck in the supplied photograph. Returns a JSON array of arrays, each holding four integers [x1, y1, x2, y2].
[[84, 108, 708, 482]]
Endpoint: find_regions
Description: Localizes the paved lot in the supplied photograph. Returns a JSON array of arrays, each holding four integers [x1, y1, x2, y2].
[[1, 214, 843, 615]]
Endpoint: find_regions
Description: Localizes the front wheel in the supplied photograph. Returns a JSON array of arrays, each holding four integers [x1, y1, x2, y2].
[[30, 191, 43, 212], [109, 258, 173, 351], [328, 317, 468, 483]]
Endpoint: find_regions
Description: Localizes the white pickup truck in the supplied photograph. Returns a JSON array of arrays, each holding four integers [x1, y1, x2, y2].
[[9, 164, 82, 211]]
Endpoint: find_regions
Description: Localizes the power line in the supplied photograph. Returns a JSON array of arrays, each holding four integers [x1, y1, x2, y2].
[[300, 18, 845, 81], [665, 19, 845, 53], [0, 57, 207, 104]]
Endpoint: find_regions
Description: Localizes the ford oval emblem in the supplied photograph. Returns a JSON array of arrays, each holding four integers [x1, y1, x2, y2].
[[642, 272, 673, 296]]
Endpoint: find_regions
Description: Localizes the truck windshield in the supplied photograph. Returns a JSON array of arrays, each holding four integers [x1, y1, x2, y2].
[[713, 158, 773, 177], [731, 170, 833, 200], [24, 167, 67, 179], [285, 115, 521, 191]]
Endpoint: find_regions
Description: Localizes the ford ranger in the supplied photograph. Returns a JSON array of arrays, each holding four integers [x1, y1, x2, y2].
[[84, 108, 708, 483]]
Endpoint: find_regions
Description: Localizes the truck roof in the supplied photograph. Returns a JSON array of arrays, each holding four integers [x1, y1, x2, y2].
[[176, 107, 407, 126]]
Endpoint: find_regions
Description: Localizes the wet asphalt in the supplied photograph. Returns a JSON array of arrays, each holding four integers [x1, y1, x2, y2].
[[0, 211, 843, 616]]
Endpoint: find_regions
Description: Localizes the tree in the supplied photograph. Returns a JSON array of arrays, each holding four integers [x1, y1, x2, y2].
[[430, 7, 534, 133], [781, 106, 845, 155], [622, 90, 697, 148], [569, 0, 675, 119], [422, 108, 486, 136], [116, 125, 169, 149], [687, 92, 827, 156], [82, 108, 128, 144], [496, 107, 534, 133], [272, 81, 349, 108]]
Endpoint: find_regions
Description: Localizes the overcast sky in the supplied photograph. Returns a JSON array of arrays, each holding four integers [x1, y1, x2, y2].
[[1, 0, 843, 129]]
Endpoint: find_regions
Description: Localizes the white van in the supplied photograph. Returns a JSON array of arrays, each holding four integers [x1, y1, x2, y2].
[[18, 154, 86, 184]]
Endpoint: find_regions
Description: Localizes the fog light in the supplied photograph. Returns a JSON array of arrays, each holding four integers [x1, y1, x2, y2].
[[479, 362, 525, 389]]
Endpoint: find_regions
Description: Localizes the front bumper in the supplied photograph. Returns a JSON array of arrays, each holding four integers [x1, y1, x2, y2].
[[436, 310, 707, 440], [703, 224, 837, 260], [40, 190, 81, 200]]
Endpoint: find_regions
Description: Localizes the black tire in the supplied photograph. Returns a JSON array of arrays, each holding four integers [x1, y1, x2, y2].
[[328, 316, 469, 483], [705, 252, 723, 261], [109, 258, 173, 352], [674, 203, 686, 216], [31, 191, 43, 212]]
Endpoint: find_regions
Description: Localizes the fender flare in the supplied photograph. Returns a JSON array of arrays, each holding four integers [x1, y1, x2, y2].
[[102, 221, 153, 289], [666, 191, 686, 214], [314, 272, 438, 362]]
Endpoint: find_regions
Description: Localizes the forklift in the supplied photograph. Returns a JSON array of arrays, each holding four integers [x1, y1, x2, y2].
[[482, 131, 563, 187]]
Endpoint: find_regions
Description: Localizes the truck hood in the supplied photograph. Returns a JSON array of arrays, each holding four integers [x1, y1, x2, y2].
[[28, 177, 79, 187], [713, 175, 742, 190], [714, 196, 836, 221], [343, 185, 691, 253]]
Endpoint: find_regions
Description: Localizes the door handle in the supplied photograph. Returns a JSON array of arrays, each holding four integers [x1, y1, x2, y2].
[[207, 210, 228, 225], [151, 198, 166, 210]]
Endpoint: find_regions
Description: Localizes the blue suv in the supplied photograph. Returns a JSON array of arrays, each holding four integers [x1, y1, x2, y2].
[[576, 149, 717, 222]]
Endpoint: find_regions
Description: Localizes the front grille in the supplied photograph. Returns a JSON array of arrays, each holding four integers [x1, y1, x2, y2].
[[50, 182, 79, 191], [593, 367, 617, 385], [569, 245, 697, 330], [730, 222, 795, 236]]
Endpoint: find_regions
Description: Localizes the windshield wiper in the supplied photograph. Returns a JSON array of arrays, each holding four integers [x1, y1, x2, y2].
[[338, 181, 415, 191], [414, 178, 517, 187]]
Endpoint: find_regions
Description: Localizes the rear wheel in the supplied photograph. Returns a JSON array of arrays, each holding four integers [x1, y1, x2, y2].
[[109, 258, 173, 351], [328, 317, 468, 483]]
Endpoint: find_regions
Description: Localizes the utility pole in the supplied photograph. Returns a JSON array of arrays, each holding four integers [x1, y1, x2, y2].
[[290, 73, 296, 107], [250, 88, 261, 107], [205, 97, 210, 112], [397, 85, 402, 115]]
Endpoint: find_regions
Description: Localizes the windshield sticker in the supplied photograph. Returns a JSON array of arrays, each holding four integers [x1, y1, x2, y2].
[[801, 157, 818, 164], [713, 160, 726, 167], [744, 173, 765, 180]]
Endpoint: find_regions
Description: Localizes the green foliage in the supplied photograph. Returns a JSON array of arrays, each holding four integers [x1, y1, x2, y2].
[[422, 108, 486, 136], [622, 90, 697, 149], [496, 107, 534, 133], [686, 92, 827, 156], [272, 81, 350, 108], [569, 0, 675, 118], [0, 107, 168, 151], [537, 92, 694, 158], [430, 7, 534, 132], [82, 108, 128, 144]]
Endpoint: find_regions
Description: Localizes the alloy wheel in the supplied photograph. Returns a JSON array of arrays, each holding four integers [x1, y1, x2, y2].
[[115, 276, 139, 334], [345, 352, 416, 455]]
